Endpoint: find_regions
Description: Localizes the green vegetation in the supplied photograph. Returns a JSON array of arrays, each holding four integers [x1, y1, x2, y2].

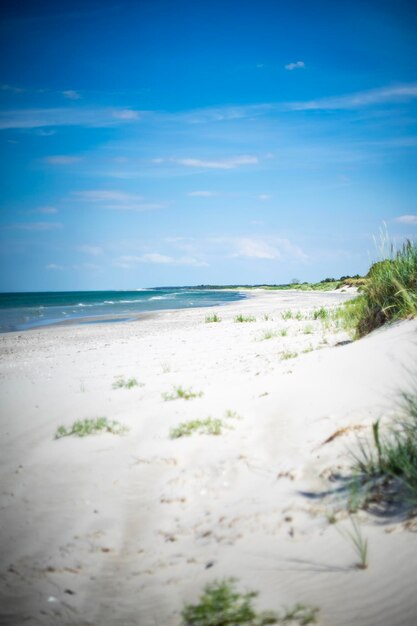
[[352, 387, 417, 507], [338, 517, 368, 570], [281, 310, 293, 320], [170, 417, 224, 438], [225, 409, 242, 420], [162, 386, 204, 401], [281, 351, 298, 361], [303, 325, 314, 334], [55, 417, 127, 439], [205, 313, 222, 323], [259, 330, 279, 341], [311, 307, 330, 321], [181, 579, 319, 626], [112, 376, 141, 389], [235, 314, 256, 323], [263, 313, 272, 321], [279, 328, 288, 337], [340, 239, 417, 337]]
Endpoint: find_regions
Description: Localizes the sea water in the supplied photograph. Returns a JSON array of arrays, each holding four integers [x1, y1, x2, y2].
[[0, 288, 246, 333]]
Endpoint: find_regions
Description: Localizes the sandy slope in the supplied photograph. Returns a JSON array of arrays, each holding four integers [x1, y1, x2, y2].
[[0, 289, 416, 626]]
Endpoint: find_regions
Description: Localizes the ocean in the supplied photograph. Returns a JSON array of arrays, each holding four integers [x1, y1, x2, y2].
[[0, 288, 246, 333]]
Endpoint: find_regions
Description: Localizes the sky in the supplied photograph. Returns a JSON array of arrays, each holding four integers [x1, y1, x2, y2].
[[0, 0, 416, 291]]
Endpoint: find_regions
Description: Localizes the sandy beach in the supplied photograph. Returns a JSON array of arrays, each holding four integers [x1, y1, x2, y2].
[[1, 289, 417, 626]]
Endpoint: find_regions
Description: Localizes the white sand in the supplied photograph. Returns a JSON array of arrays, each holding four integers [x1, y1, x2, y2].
[[1, 289, 417, 626]]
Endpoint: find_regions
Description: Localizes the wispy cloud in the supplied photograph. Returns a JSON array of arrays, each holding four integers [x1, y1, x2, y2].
[[115, 253, 208, 268], [211, 236, 307, 261], [11, 222, 63, 231], [62, 90, 81, 100], [258, 194, 271, 201], [285, 61, 305, 71], [77, 244, 103, 256], [0, 107, 144, 130], [187, 190, 216, 197], [73, 189, 165, 211], [289, 83, 417, 111], [27, 206, 58, 215], [1, 84, 24, 93], [46, 263, 64, 270], [44, 155, 83, 165], [112, 109, 140, 120], [175, 155, 258, 169], [395, 214, 417, 224]]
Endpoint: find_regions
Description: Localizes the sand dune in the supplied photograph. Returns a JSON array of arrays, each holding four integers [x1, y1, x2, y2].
[[0, 289, 416, 626]]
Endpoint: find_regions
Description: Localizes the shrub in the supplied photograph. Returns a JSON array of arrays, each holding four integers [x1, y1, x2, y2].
[[112, 376, 141, 389]]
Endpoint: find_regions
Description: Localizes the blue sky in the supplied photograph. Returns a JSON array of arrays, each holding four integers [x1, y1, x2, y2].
[[1, 0, 416, 290]]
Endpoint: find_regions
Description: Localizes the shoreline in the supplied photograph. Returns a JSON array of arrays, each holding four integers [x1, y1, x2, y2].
[[1, 288, 416, 626]]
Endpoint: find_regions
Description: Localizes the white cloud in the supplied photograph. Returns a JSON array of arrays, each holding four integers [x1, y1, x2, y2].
[[72, 262, 100, 271], [112, 109, 140, 120], [73, 189, 165, 212], [211, 236, 307, 261], [289, 83, 417, 111], [188, 191, 216, 197], [115, 253, 208, 268], [12, 222, 63, 231], [62, 90, 81, 100], [151, 158, 165, 163], [44, 155, 82, 165], [77, 244, 103, 256], [74, 189, 139, 202], [395, 214, 417, 224], [27, 206, 58, 215], [285, 61, 305, 71], [176, 155, 258, 170], [258, 194, 271, 201], [0, 107, 145, 130], [46, 263, 64, 270], [1, 84, 24, 93]]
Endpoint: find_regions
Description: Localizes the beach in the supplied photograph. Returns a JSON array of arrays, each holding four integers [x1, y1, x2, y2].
[[1, 288, 417, 626]]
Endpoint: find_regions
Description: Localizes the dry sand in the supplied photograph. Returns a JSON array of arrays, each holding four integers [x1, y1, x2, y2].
[[1, 289, 416, 626]]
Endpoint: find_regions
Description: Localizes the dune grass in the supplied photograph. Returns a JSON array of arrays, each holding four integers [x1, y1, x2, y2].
[[281, 351, 298, 361], [351, 387, 417, 508], [339, 238, 417, 337], [205, 313, 222, 323], [181, 578, 319, 626], [112, 376, 141, 389], [235, 314, 256, 323], [337, 517, 368, 570], [259, 330, 279, 341], [55, 417, 127, 439], [162, 386, 204, 401]]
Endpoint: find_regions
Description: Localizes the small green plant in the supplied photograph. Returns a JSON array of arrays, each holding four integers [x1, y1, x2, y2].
[[259, 330, 278, 341], [162, 386, 204, 401], [279, 328, 288, 337], [302, 345, 314, 354], [181, 579, 319, 626], [55, 417, 127, 439], [161, 362, 171, 373], [278, 603, 320, 625], [206, 313, 222, 323], [281, 351, 298, 361], [263, 313, 272, 321], [338, 517, 368, 570], [235, 314, 256, 323], [312, 307, 329, 320], [281, 310, 293, 320], [170, 417, 224, 439], [303, 325, 314, 335], [351, 387, 417, 506], [112, 376, 141, 390], [225, 409, 242, 420], [295, 311, 304, 321]]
